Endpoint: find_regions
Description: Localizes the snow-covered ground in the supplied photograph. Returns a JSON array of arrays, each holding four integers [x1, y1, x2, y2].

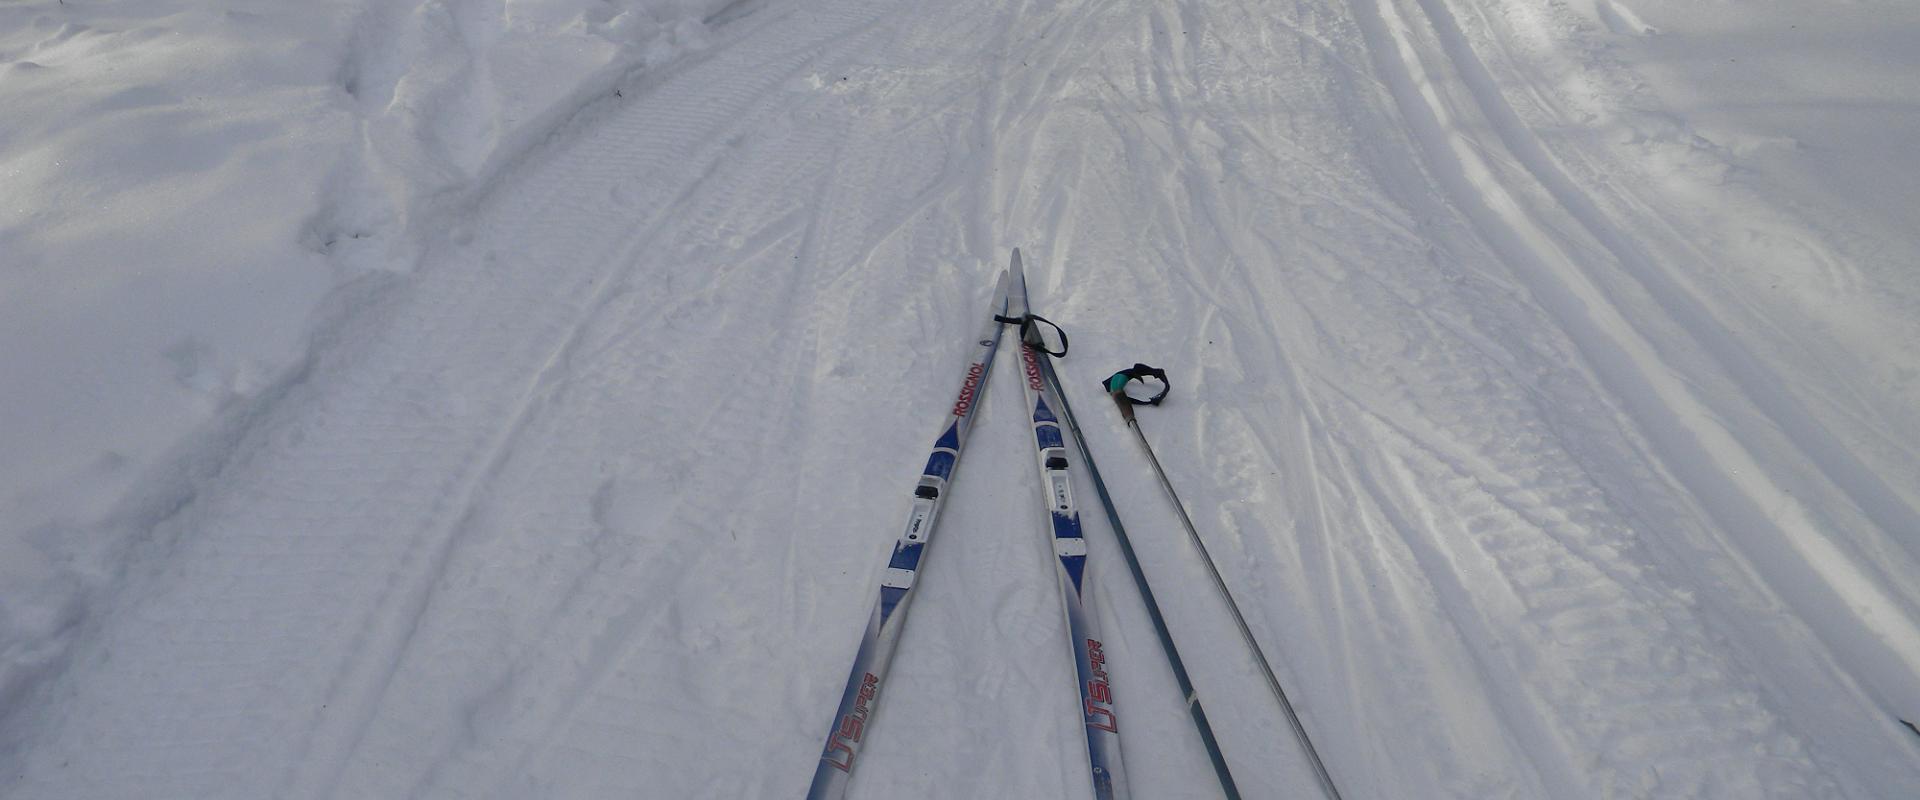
[[3, 0, 1917, 796]]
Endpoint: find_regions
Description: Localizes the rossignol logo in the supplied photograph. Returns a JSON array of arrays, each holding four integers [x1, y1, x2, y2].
[[950, 362, 986, 417], [1085, 638, 1117, 732], [823, 672, 882, 772], [1022, 345, 1044, 391]]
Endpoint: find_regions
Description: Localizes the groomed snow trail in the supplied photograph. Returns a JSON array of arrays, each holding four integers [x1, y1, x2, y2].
[[5, 0, 1919, 798]]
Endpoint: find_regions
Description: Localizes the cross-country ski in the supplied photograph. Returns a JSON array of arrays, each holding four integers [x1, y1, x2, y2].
[[1006, 250, 1130, 799], [808, 271, 1010, 800]]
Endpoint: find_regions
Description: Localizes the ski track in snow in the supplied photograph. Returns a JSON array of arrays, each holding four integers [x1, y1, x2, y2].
[[5, 0, 1919, 797]]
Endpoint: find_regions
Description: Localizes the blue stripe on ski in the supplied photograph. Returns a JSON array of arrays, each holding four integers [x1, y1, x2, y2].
[[1034, 395, 1058, 423], [878, 586, 908, 619], [1059, 556, 1087, 592], [887, 542, 923, 572], [1036, 422, 1064, 451], [923, 451, 956, 480]]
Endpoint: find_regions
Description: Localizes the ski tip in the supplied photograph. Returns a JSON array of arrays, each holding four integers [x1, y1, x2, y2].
[[1010, 247, 1022, 268]]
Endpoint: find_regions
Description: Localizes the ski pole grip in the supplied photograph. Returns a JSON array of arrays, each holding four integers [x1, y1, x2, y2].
[[1104, 364, 1169, 405]]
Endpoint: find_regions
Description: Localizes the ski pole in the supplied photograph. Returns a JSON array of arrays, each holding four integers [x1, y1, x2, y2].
[[1104, 364, 1345, 800], [1022, 337, 1242, 800]]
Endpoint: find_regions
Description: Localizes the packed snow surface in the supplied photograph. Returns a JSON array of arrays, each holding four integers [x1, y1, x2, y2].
[[3, 0, 1919, 796]]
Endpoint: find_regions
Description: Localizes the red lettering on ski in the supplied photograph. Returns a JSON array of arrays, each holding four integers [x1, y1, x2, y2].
[[1085, 638, 1118, 732], [950, 363, 986, 417], [823, 672, 883, 772]]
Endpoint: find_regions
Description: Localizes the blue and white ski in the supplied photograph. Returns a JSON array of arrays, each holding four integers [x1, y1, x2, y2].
[[1007, 250, 1130, 800], [807, 270, 1012, 800]]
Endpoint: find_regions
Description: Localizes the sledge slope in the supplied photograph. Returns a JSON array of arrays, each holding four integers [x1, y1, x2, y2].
[[3, 0, 1918, 797]]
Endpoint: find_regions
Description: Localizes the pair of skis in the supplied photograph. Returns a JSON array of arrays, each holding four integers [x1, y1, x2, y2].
[[807, 250, 1126, 800]]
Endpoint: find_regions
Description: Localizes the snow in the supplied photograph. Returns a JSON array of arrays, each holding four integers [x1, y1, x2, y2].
[[2, 0, 1918, 796]]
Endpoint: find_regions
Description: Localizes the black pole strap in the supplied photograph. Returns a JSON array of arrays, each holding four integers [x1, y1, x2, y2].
[[1104, 363, 1169, 406], [994, 313, 1069, 357]]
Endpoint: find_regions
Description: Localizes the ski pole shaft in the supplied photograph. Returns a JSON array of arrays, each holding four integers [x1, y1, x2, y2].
[[1107, 369, 1345, 800]]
